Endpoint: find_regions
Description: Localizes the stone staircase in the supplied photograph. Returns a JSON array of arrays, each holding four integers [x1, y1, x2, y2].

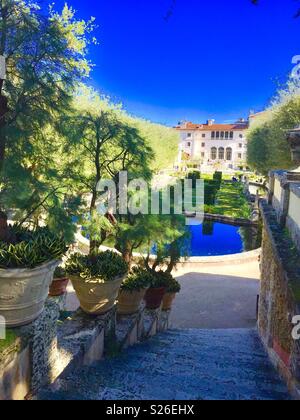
[[39, 328, 290, 400]]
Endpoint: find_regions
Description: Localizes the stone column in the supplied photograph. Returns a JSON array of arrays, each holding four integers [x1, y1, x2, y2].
[[279, 183, 291, 228], [268, 171, 275, 205]]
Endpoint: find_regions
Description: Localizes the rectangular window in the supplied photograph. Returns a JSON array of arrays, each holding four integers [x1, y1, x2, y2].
[[216, 131, 220, 139], [202, 134, 206, 138], [225, 132, 229, 139], [211, 131, 215, 139], [239, 144, 243, 148], [230, 132, 234, 139], [221, 131, 225, 139], [202, 143, 205, 148], [187, 133, 192, 138], [238, 153, 242, 159], [187, 142, 191, 147], [201, 152, 205, 158]]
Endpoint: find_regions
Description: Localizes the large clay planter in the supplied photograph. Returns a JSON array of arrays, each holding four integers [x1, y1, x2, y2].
[[49, 278, 69, 297], [162, 292, 176, 311], [0, 260, 60, 328], [144, 287, 166, 310], [71, 275, 124, 315], [117, 289, 147, 315]]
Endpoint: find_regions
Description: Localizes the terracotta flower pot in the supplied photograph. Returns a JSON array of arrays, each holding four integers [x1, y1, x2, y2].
[[144, 287, 166, 310], [117, 289, 147, 315], [71, 275, 125, 315], [0, 260, 60, 328], [49, 278, 69, 297], [162, 292, 177, 311]]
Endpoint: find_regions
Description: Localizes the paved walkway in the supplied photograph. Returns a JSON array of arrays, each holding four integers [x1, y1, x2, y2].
[[171, 260, 260, 329], [39, 329, 290, 400]]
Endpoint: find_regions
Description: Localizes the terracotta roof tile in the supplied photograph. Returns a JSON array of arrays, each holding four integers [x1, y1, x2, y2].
[[176, 122, 248, 131]]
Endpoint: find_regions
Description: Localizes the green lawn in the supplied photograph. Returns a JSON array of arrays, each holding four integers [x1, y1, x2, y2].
[[0, 330, 18, 354], [205, 182, 252, 219]]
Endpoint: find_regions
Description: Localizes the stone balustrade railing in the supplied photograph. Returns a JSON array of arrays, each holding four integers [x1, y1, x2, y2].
[[259, 170, 300, 399], [268, 170, 300, 252], [0, 299, 171, 400]]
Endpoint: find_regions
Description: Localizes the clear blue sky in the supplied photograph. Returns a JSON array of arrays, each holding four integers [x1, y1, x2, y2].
[[51, 0, 300, 126]]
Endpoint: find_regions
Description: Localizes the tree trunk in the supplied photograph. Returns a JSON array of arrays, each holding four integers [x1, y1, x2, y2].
[[122, 243, 133, 269], [0, 92, 9, 242], [0, 210, 15, 243]]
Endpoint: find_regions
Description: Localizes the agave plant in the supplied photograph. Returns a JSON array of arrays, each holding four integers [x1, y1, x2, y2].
[[0, 227, 67, 269]]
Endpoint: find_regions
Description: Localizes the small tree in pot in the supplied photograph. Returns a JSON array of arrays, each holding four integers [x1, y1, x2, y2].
[[144, 271, 173, 310], [162, 277, 181, 311], [65, 251, 128, 315], [117, 267, 152, 315]]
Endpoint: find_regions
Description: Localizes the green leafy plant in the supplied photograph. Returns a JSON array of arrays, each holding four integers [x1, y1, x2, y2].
[[150, 271, 173, 289], [166, 277, 181, 294], [121, 267, 153, 292], [0, 227, 67, 269], [65, 251, 128, 282], [54, 266, 67, 279]]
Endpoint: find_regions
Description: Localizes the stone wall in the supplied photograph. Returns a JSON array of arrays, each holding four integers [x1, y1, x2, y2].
[[258, 199, 300, 399], [0, 298, 172, 400]]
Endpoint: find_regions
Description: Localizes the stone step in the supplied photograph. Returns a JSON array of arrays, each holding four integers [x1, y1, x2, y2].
[[38, 328, 291, 401]]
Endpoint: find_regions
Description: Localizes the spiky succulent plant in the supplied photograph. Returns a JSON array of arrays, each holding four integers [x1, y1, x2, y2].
[[0, 227, 67, 269]]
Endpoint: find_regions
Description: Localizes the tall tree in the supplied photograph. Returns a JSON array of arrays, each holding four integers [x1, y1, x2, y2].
[[0, 1, 96, 240], [60, 89, 154, 254], [247, 78, 299, 174]]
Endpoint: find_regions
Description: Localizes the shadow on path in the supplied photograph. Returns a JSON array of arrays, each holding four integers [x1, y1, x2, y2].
[[171, 272, 259, 329]]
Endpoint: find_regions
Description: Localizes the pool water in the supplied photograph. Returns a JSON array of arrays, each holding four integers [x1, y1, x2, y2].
[[185, 221, 260, 257]]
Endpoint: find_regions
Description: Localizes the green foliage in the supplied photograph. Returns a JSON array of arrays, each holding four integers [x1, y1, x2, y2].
[[247, 78, 300, 174], [65, 251, 128, 282], [142, 214, 188, 274], [187, 170, 201, 181], [0, 227, 67, 269], [166, 277, 181, 294], [54, 266, 67, 279], [134, 119, 179, 171], [150, 271, 173, 289], [121, 267, 153, 291], [0, 1, 97, 239], [205, 182, 251, 219], [0, 330, 18, 354], [213, 171, 223, 183]]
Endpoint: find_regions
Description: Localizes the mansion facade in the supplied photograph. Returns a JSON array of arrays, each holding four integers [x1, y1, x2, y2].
[[176, 119, 249, 171]]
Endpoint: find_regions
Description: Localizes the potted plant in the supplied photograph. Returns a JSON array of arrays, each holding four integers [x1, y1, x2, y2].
[[49, 266, 69, 297], [117, 267, 152, 315], [0, 226, 67, 327], [144, 271, 172, 310], [162, 277, 181, 311], [65, 251, 128, 315]]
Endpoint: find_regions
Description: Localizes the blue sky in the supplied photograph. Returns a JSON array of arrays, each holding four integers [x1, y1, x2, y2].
[[52, 0, 300, 126]]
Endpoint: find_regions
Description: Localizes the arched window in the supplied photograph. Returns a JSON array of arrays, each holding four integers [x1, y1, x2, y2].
[[226, 147, 232, 161], [211, 147, 217, 160], [218, 147, 225, 160]]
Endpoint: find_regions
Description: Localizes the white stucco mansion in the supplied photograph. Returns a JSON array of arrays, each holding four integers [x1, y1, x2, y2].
[[176, 118, 249, 171]]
